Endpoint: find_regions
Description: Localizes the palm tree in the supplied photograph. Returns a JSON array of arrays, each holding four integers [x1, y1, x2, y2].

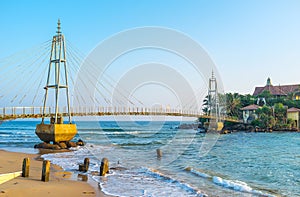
[[202, 95, 210, 115], [226, 93, 241, 118]]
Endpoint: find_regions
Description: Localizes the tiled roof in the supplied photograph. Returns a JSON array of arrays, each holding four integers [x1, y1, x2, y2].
[[253, 84, 300, 96], [287, 107, 300, 112], [240, 104, 260, 111]]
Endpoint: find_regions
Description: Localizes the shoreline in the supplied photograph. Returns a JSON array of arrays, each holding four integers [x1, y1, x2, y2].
[[0, 149, 109, 197]]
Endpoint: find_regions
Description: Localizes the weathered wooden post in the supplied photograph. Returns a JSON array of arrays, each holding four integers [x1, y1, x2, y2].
[[77, 174, 88, 181], [156, 149, 162, 158], [22, 158, 30, 177], [41, 160, 50, 182], [84, 158, 90, 172], [99, 158, 109, 176], [79, 164, 84, 172], [79, 158, 90, 172]]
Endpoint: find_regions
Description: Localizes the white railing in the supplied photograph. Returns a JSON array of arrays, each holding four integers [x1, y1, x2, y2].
[[0, 106, 204, 119]]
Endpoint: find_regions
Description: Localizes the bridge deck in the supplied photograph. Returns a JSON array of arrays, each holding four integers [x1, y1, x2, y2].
[[0, 106, 240, 123]]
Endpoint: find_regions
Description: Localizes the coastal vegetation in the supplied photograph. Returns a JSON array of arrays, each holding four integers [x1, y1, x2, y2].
[[202, 90, 300, 131]]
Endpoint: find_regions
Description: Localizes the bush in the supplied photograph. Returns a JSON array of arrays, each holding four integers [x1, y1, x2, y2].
[[251, 119, 260, 127]]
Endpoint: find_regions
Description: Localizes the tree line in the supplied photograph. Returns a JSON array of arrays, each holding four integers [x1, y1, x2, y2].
[[202, 90, 300, 130]]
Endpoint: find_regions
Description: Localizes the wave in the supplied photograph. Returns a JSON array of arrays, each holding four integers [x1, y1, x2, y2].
[[108, 131, 143, 135], [114, 140, 164, 146], [0, 134, 10, 137], [93, 166, 207, 197], [0, 127, 34, 131], [40, 146, 274, 197], [144, 167, 205, 196], [0, 140, 38, 144], [0, 131, 13, 134], [187, 167, 211, 179], [186, 167, 276, 197], [78, 129, 160, 135], [79, 128, 124, 132]]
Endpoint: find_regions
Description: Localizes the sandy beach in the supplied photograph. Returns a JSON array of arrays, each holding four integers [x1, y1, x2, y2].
[[0, 150, 107, 197]]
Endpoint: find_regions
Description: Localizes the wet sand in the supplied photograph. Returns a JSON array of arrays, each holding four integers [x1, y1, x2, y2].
[[0, 150, 108, 197]]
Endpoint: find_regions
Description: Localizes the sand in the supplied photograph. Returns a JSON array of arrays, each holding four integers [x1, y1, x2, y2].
[[0, 150, 108, 197]]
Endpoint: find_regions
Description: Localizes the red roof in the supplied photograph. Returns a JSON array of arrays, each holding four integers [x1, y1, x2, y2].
[[253, 84, 300, 96], [240, 104, 260, 111], [287, 107, 300, 112]]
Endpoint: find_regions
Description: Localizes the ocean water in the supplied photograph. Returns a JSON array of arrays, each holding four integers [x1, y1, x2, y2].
[[1, 120, 300, 196]]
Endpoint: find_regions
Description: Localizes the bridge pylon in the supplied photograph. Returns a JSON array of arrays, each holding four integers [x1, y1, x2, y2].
[[207, 71, 223, 131], [35, 20, 77, 143]]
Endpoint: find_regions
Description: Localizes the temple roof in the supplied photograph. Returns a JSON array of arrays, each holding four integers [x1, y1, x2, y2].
[[240, 104, 260, 111], [287, 107, 300, 112], [253, 84, 300, 96]]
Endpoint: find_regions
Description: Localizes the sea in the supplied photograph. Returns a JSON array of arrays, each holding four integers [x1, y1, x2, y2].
[[0, 119, 300, 197]]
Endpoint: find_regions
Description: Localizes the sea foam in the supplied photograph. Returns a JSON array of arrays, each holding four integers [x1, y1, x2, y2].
[[188, 167, 275, 197], [94, 167, 207, 197]]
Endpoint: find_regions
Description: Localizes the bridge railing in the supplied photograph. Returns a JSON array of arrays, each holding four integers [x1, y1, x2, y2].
[[0, 107, 57, 116], [0, 105, 222, 120], [70, 106, 203, 117]]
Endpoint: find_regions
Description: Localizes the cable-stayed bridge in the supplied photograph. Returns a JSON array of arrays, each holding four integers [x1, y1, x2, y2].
[[0, 105, 239, 123], [0, 20, 239, 126]]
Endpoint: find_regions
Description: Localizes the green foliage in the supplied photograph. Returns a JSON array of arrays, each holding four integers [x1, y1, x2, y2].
[[224, 120, 236, 127], [274, 103, 286, 124], [258, 113, 275, 128], [284, 99, 300, 108], [240, 94, 255, 107], [201, 89, 300, 130], [198, 117, 208, 124], [287, 118, 294, 125], [202, 95, 209, 115], [225, 93, 242, 118], [258, 90, 273, 105], [251, 119, 260, 127], [256, 106, 272, 116]]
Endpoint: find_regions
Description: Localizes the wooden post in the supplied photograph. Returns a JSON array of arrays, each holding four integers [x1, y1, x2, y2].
[[156, 149, 162, 158], [22, 158, 30, 177], [79, 164, 85, 171], [84, 158, 89, 172], [99, 158, 109, 176], [41, 160, 50, 182], [77, 174, 88, 181], [79, 158, 90, 172]]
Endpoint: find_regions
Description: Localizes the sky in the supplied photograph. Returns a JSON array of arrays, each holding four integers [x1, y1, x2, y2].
[[1, 0, 300, 96]]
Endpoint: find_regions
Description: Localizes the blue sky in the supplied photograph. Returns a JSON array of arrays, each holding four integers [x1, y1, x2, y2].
[[1, 0, 300, 95]]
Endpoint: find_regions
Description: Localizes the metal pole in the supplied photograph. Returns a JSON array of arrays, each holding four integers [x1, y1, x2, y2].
[[41, 39, 55, 123], [62, 34, 72, 123], [54, 32, 60, 123]]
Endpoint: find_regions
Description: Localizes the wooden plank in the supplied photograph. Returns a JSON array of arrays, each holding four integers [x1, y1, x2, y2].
[[0, 171, 22, 185]]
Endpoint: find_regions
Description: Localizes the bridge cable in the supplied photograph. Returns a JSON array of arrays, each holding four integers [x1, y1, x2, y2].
[[0, 41, 51, 106], [66, 39, 145, 107]]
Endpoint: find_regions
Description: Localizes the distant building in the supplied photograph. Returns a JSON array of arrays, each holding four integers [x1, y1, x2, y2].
[[287, 107, 300, 130], [240, 104, 260, 124], [253, 78, 300, 100]]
